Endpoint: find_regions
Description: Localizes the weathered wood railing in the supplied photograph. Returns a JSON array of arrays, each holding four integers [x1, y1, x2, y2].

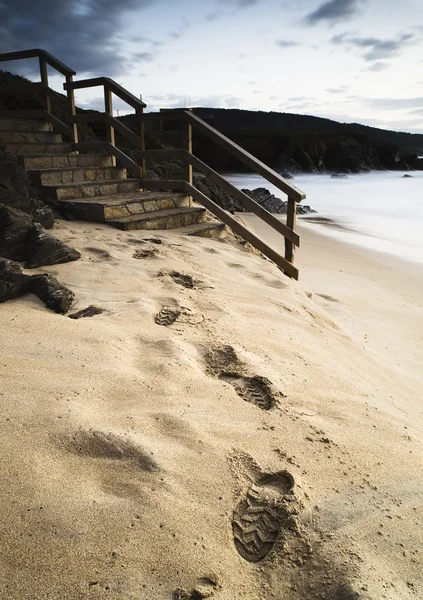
[[0, 48, 78, 141], [63, 77, 147, 174], [136, 110, 305, 278], [0, 49, 306, 279]]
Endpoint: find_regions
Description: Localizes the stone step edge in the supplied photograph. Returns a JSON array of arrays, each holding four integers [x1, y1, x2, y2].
[[55, 192, 188, 206], [42, 178, 140, 190], [107, 206, 206, 225], [27, 166, 126, 175]]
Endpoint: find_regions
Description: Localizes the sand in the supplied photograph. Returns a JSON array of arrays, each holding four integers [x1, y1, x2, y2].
[[0, 215, 422, 600]]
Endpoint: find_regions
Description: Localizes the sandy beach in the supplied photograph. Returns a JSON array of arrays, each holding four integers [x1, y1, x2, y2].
[[1, 216, 422, 599]]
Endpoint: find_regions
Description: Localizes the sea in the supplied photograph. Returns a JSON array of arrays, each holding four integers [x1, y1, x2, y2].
[[225, 171, 423, 265]]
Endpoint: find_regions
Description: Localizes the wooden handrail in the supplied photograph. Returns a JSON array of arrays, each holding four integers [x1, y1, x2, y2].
[[64, 77, 146, 110], [185, 183, 299, 279], [0, 48, 76, 76], [183, 111, 306, 202], [182, 151, 300, 246]]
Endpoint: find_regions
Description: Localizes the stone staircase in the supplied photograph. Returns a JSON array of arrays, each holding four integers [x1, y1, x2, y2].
[[0, 117, 225, 236]]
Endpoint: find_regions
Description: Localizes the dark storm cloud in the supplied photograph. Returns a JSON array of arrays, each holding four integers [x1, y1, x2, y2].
[[304, 0, 363, 25], [0, 0, 156, 76], [331, 32, 416, 61]]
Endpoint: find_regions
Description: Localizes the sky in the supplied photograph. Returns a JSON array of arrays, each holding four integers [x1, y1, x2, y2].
[[0, 0, 422, 133]]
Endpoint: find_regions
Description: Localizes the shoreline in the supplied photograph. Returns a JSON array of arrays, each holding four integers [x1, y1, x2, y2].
[[241, 213, 423, 389]]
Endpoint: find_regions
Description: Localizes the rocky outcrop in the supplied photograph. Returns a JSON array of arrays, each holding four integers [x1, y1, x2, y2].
[[0, 142, 54, 228], [241, 188, 316, 215], [0, 205, 81, 268], [0, 257, 75, 313], [30, 273, 75, 314], [25, 223, 81, 269], [191, 176, 316, 215]]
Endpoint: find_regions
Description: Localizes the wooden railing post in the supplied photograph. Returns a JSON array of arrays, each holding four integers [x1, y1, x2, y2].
[[137, 107, 147, 179], [66, 74, 79, 148], [104, 85, 116, 166], [38, 56, 52, 130], [285, 197, 297, 268], [183, 110, 193, 206]]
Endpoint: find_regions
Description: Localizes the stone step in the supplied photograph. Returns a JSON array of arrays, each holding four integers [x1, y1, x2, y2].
[[43, 178, 141, 202], [28, 166, 127, 186], [177, 221, 227, 239], [0, 118, 50, 132], [107, 206, 207, 231], [57, 191, 190, 221], [19, 153, 115, 170], [4, 142, 74, 155], [0, 130, 63, 144]]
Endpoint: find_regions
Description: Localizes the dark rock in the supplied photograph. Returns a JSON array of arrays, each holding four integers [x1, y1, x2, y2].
[[0, 257, 32, 302], [0, 142, 55, 227], [0, 258, 75, 313], [0, 204, 33, 261], [402, 174, 413, 178], [242, 188, 317, 215], [25, 223, 81, 269], [241, 187, 288, 213], [69, 306, 104, 319], [193, 174, 242, 213], [30, 273, 75, 314]]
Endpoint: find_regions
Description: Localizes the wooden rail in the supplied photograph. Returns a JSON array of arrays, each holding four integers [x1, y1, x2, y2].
[[0, 48, 306, 278], [138, 110, 306, 276], [0, 49, 75, 76], [185, 183, 299, 279], [0, 48, 78, 140], [64, 77, 147, 170]]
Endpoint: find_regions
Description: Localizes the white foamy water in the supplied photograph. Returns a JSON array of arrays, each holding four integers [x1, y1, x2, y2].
[[225, 171, 423, 265]]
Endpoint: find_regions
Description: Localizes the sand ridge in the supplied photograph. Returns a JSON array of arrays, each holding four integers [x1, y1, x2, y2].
[[0, 219, 422, 599]]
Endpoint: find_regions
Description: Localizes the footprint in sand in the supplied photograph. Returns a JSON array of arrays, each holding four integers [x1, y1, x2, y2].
[[206, 345, 277, 411], [233, 470, 295, 562], [220, 374, 276, 411], [133, 247, 159, 259], [169, 270, 195, 289], [155, 307, 181, 326]]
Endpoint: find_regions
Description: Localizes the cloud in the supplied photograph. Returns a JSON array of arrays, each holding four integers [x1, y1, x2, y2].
[[133, 52, 155, 63], [360, 96, 423, 110], [332, 32, 416, 62], [0, 0, 155, 76], [168, 18, 190, 40], [275, 40, 300, 48], [304, 0, 363, 25], [326, 85, 349, 94], [365, 62, 388, 72], [205, 0, 260, 22], [130, 35, 161, 47]]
